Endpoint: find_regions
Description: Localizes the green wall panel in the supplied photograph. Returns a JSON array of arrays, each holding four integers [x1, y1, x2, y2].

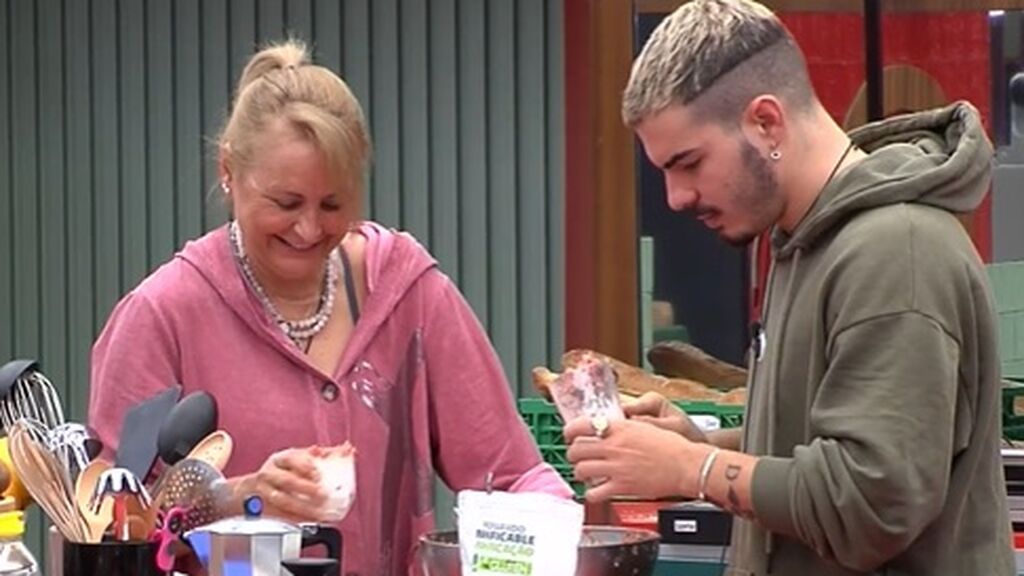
[[457, 0, 489, 332], [400, 0, 431, 243], [65, 0, 95, 424], [174, 0, 204, 244], [488, 0, 519, 394], [0, 0, 10, 363], [0, 0, 565, 554], [147, 0, 177, 262], [546, 0, 566, 366], [428, 0, 460, 286], [990, 261, 1024, 380]]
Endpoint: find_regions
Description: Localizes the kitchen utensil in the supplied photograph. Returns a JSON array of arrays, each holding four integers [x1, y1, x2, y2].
[[62, 539, 161, 576], [6, 421, 87, 542], [148, 458, 230, 534], [114, 385, 182, 481], [74, 459, 112, 543], [184, 430, 233, 471], [418, 526, 660, 576], [282, 558, 339, 576], [156, 391, 218, 466], [83, 436, 103, 462], [149, 506, 188, 572], [0, 362, 65, 433], [184, 495, 342, 576], [90, 467, 151, 542], [90, 467, 151, 511], [47, 423, 92, 481], [0, 360, 37, 400], [0, 460, 10, 495], [124, 491, 154, 541]]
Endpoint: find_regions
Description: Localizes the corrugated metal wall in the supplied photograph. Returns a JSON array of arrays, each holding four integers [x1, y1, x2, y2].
[[0, 0, 564, 557]]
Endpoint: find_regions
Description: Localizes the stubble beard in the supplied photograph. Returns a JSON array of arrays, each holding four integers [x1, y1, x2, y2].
[[720, 140, 780, 247]]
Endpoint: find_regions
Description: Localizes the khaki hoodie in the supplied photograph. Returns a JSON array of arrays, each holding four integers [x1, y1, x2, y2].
[[727, 102, 1015, 576]]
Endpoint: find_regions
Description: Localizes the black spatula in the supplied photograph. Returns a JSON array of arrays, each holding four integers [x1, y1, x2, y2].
[[115, 385, 182, 480], [156, 391, 217, 466]]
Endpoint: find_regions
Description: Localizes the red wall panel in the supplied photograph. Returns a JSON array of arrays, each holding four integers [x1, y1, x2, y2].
[[749, 12, 994, 320]]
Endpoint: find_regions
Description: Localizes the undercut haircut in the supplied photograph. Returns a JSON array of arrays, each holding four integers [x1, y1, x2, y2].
[[623, 0, 816, 128]]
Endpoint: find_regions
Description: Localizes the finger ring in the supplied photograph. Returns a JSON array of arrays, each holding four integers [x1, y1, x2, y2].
[[591, 415, 610, 439]]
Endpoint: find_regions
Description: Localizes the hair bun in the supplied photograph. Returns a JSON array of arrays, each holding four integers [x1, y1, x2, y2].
[[236, 40, 310, 94]]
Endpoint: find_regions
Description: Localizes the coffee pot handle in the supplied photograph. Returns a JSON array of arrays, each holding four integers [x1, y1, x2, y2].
[[299, 524, 342, 576], [282, 558, 339, 576]]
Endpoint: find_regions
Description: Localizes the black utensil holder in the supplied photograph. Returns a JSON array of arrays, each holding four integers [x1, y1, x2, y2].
[[63, 540, 161, 576]]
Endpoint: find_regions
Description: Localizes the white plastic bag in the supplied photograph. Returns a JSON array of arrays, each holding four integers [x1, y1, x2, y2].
[[457, 490, 584, 576]]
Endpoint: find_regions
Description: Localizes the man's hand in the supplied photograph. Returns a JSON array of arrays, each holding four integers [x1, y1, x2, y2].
[[623, 392, 708, 443], [564, 416, 710, 502]]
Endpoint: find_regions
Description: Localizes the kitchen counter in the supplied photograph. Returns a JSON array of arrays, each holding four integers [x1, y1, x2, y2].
[[655, 544, 727, 576], [653, 545, 1024, 575]]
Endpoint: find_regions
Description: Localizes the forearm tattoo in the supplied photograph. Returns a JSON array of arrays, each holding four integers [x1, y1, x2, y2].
[[723, 463, 755, 520]]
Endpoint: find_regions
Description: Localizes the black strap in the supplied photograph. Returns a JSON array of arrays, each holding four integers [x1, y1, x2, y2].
[[338, 248, 360, 325]]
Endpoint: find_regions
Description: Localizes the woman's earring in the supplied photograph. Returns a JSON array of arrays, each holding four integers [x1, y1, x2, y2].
[[769, 149, 782, 161], [221, 181, 231, 195]]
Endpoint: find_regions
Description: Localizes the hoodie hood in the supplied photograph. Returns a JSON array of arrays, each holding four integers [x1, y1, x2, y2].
[[173, 221, 437, 372], [774, 101, 993, 259]]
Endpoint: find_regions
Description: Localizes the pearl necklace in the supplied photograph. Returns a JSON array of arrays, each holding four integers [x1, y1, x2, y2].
[[229, 220, 339, 346]]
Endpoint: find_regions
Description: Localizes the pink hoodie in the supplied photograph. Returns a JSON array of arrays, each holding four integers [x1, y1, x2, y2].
[[89, 221, 571, 575]]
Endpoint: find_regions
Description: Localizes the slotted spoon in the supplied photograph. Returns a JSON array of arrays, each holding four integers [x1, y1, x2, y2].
[[149, 458, 230, 533]]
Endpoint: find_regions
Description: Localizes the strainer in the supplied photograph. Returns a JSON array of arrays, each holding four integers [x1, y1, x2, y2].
[[150, 458, 230, 533]]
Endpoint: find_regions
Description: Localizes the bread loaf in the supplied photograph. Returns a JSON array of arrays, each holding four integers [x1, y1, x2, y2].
[[647, 341, 748, 389], [560, 349, 723, 402]]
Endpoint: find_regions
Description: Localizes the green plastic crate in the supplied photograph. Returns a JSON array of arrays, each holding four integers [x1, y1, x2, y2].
[[1003, 381, 1024, 441], [989, 261, 1024, 381], [524, 378, 1024, 452], [518, 397, 745, 495]]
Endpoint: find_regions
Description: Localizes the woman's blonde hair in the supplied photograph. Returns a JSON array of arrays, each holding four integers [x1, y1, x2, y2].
[[219, 39, 370, 203]]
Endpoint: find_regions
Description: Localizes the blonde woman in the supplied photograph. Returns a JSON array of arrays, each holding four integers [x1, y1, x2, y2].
[[90, 40, 571, 576]]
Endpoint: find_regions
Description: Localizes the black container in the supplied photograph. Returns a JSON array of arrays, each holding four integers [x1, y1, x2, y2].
[[62, 540, 161, 576], [658, 502, 733, 546]]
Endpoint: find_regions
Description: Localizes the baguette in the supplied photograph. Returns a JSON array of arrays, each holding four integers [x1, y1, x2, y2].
[[717, 387, 747, 406], [647, 341, 748, 389], [562, 349, 722, 402], [531, 366, 558, 402]]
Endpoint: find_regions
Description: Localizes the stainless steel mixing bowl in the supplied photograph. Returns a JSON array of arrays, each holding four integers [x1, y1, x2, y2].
[[418, 525, 660, 576]]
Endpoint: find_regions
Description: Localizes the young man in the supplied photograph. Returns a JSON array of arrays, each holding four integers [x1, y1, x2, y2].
[[565, 1, 1015, 574]]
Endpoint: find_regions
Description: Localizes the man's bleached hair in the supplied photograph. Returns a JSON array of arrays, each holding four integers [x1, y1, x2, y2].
[[623, 0, 814, 127]]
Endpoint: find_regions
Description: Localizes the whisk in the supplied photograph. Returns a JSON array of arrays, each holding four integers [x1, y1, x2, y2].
[[6, 420, 88, 542], [47, 423, 93, 479], [0, 361, 65, 432]]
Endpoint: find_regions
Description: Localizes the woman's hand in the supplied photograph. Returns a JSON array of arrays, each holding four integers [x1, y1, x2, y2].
[[230, 447, 329, 522], [623, 392, 708, 443]]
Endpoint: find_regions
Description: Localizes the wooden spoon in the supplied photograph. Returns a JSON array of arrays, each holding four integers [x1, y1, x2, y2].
[[75, 459, 113, 543], [126, 495, 153, 540], [185, 430, 233, 471]]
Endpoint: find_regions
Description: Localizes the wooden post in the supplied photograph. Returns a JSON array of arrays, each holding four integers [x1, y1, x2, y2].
[[564, 0, 639, 365]]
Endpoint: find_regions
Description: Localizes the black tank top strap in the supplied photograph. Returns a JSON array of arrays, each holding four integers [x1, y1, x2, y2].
[[338, 248, 360, 325]]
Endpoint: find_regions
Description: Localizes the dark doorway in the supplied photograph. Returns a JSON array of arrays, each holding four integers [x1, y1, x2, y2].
[[635, 13, 751, 367]]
